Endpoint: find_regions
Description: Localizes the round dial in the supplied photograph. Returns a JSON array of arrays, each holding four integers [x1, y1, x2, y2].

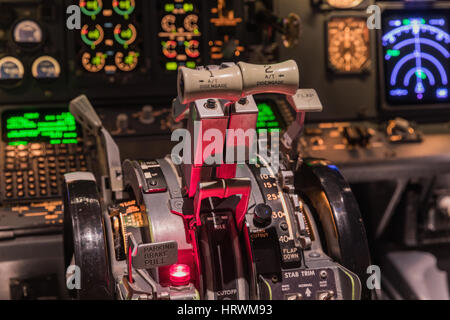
[[161, 15, 176, 33], [112, 0, 135, 19], [81, 24, 104, 49], [184, 14, 199, 32], [162, 40, 177, 59], [32, 56, 61, 79], [115, 51, 139, 71], [79, 0, 103, 17], [82, 52, 106, 72], [327, 17, 370, 73], [13, 20, 43, 46], [0, 56, 24, 80], [185, 40, 200, 58], [326, 0, 364, 9], [114, 24, 137, 49]]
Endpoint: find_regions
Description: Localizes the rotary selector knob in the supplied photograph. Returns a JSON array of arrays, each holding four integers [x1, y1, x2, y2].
[[139, 105, 155, 124], [254, 204, 272, 227], [116, 113, 129, 132]]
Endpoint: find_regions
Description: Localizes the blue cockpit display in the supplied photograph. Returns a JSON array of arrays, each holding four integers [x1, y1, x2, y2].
[[382, 11, 450, 105]]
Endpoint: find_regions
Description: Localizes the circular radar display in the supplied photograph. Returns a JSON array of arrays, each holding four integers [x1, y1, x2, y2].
[[82, 52, 106, 72], [114, 24, 137, 49], [327, 17, 371, 73], [81, 24, 104, 49], [13, 20, 43, 45], [113, 0, 135, 19], [80, 0, 102, 17], [326, 0, 364, 9], [32, 56, 61, 79], [382, 13, 450, 104]]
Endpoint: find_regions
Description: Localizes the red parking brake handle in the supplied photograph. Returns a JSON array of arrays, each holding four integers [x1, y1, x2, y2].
[[194, 178, 251, 230]]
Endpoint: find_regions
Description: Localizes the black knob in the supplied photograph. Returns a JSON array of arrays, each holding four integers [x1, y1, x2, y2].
[[254, 204, 272, 227]]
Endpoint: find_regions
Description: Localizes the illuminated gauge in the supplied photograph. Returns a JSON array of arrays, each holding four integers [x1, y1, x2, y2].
[[114, 24, 137, 49], [112, 0, 135, 19], [161, 15, 176, 33], [0, 56, 24, 81], [81, 24, 104, 49], [162, 40, 178, 59], [31, 56, 61, 79], [79, 0, 103, 17], [185, 40, 200, 58], [382, 15, 450, 103], [326, 0, 364, 9], [81, 52, 106, 72], [13, 20, 43, 46], [184, 14, 199, 32], [327, 17, 370, 73], [115, 51, 139, 71]]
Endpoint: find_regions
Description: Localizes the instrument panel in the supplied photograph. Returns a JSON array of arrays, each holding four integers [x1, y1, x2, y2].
[[158, 0, 202, 71], [73, 0, 149, 88], [0, 0, 253, 103]]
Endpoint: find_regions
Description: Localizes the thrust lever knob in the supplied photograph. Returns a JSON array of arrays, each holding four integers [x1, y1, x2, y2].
[[254, 204, 273, 227]]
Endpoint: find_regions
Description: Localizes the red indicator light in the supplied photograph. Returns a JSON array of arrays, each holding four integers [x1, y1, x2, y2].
[[169, 264, 191, 286]]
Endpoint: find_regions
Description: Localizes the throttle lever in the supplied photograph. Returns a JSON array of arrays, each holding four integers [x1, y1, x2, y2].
[[177, 60, 299, 104], [69, 95, 124, 199], [193, 178, 251, 230]]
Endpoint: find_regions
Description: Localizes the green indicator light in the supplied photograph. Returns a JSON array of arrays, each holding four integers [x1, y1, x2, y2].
[[165, 4, 174, 12], [121, 29, 132, 39], [124, 52, 139, 65], [415, 70, 427, 79], [166, 62, 178, 71], [387, 49, 400, 57], [421, 19, 426, 24], [186, 61, 196, 69], [184, 3, 194, 12], [403, 19, 410, 25], [8, 141, 28, 146], [89, 29, 100, 40]]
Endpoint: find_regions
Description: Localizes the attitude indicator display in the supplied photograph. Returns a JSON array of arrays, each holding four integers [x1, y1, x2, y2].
[[382, 11, 450, 104], [327, 16, 371, 74]]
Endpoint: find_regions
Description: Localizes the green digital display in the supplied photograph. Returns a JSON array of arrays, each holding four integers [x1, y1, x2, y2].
[[256, 102, 283, 133], [2, 109, 79, 146]]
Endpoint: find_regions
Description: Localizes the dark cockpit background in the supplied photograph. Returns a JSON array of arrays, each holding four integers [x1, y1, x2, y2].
[[0, 0, 449, 299]]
